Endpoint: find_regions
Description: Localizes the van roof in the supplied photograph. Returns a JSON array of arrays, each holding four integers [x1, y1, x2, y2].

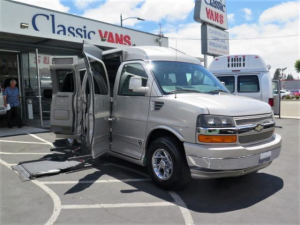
[[103, 46, 202, 65], [209, 54, 269, 74]]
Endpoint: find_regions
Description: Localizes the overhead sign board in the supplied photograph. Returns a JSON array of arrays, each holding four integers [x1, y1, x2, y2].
[[0, 0, 168, 48], [194, 0, 228, 30], [201, 24, 229, 56]]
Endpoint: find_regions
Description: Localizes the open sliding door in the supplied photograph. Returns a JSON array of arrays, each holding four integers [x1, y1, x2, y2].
[[82, 41, 111, 159], [50, 57, 80, 135]]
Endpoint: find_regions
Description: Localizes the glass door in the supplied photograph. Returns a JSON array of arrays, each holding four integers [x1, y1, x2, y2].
[[21, 49, 45, 127]]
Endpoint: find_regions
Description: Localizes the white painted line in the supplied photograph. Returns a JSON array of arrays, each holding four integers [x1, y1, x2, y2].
[[106, 163, 195, 225], [61, 202, 175, 209], [41, 178, 151, 184], [0, 158, 13, 168], [0, 158, 61, 225], [169, 191, 195, 225], [31, 180, 62, 225], [0, 152, 49, 155], [29, 134, 54, 147], [0, 140, 49, 145]]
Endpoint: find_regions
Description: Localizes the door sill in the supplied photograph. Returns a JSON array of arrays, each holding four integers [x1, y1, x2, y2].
[[108, 150, 144, 166]]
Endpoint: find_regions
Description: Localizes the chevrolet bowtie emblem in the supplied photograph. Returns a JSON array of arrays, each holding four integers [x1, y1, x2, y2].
[[254, 124, 264, 132]]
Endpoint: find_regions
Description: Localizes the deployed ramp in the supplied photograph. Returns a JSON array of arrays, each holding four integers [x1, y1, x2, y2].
[[12, 155, 91, 181]]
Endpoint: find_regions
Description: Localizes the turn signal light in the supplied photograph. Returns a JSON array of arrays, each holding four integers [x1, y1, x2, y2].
[[198, 135, 237, 143]]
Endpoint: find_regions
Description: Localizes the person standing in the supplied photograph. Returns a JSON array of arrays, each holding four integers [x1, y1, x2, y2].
[[3, 79, 22, 128]]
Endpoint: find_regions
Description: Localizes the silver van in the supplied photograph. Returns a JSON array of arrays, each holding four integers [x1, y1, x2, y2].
[[49, 43, 281, 189]]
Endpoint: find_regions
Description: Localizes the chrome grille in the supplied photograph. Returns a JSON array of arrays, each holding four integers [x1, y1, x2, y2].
[[239, 130, 274, 144], [235, 114, 273, 126], [235, 114, 275, 144]]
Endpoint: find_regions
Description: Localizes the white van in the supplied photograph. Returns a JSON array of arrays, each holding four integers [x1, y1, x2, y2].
[[209, 55, 274, 107]]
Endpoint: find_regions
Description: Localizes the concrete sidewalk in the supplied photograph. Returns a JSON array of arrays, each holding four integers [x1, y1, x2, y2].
[[0, 126, 49, 137]]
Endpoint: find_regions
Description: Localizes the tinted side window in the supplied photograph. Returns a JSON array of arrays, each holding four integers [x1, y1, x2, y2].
[[93, 76, 102, 95], [90, 61, 108, 95], [238, 75, 259, 93], [217, 76, 235, 93], [57, 70, 75, 92], [80, 68, 107, 95], [118, 63, 148, 96]]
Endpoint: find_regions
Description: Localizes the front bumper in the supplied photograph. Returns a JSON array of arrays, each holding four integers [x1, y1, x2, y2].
[[184, 134, 281, 179]]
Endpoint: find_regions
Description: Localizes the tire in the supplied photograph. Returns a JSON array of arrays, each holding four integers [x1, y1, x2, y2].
[[146, 136, 191, 190], [282, 96, 285, 99], [65, 138, 78, 147]]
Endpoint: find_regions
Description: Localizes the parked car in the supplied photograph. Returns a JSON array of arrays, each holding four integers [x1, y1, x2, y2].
[[279, 89, 292, 99], [290, 90, 300, 97], [14, 43, 282, 190]]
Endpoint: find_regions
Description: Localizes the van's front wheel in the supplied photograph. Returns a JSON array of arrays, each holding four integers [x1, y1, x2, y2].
[[147, 137, 190, 190]]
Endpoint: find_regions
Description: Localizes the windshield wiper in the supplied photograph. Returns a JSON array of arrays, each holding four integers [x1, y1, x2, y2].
[[168, 89, 203, 94], [207, 90, 229, 94]]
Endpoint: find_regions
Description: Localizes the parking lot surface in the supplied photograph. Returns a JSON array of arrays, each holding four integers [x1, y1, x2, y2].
[[0, 119, 299, 225], [281, 101, 300, 118]]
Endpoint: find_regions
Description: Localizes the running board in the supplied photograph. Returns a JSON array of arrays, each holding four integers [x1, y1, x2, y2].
[[12, 155, 92, 182]]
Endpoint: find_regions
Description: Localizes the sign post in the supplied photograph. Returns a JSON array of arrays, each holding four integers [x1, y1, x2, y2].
[[194, 0, 229, 68]]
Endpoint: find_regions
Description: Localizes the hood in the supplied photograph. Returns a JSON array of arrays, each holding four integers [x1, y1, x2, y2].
[[176, 93, 272, 116]]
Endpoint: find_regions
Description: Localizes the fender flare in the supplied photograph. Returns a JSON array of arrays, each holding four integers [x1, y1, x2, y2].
[[146, 125, 185, 143]]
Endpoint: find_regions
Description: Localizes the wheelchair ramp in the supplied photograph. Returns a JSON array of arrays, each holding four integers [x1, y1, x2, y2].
[[12, 159, 85, 181]]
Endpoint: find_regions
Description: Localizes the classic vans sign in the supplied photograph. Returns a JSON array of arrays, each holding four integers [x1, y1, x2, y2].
[[194, 0, 228, 30], [0, 0, 168, 48], [32, 13, 132, 45]]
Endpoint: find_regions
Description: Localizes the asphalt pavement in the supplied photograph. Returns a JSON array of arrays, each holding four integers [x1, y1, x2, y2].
[[0, 119, 299, 225], [281, 101, 300, 119]]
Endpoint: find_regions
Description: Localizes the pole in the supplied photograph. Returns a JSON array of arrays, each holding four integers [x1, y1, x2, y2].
[[120, 14, 122, 27], [204, 54, 208, 68], [36, 48, 43, 128]]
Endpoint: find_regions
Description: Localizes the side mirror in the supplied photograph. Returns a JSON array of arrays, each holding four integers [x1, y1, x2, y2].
[[129, 76, 149, 94], [221, 81, 226, 86]]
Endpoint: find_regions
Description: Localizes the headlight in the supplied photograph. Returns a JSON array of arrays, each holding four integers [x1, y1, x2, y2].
[[197, 115, 235, 128]]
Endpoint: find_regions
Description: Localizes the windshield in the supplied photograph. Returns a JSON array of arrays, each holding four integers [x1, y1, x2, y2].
[[149, 61, 229, 95]]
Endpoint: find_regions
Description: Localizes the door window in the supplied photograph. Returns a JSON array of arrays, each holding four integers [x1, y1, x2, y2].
[[238, 75, 259, 93], [90, 61, 108, 95], [80, 69, 106, 95], [118, 63, 148, 96], [56, 70, 75, 92], [217, 76, 235, 93]]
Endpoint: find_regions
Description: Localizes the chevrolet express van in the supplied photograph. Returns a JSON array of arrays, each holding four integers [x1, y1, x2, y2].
[[49, 43, 281, 189]]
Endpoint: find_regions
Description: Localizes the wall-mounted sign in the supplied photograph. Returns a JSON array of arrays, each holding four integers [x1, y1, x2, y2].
[[194, 0, 228, 30], [0, 0, 168, 48], [201, 24, 229, 56]]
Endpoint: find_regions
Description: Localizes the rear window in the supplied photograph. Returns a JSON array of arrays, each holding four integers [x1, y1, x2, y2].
[[217, 76, 235, 93], [238, 75, 259, 93]]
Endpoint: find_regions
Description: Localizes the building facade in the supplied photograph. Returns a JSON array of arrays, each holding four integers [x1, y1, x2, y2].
[[0, 0, 168, 128]]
